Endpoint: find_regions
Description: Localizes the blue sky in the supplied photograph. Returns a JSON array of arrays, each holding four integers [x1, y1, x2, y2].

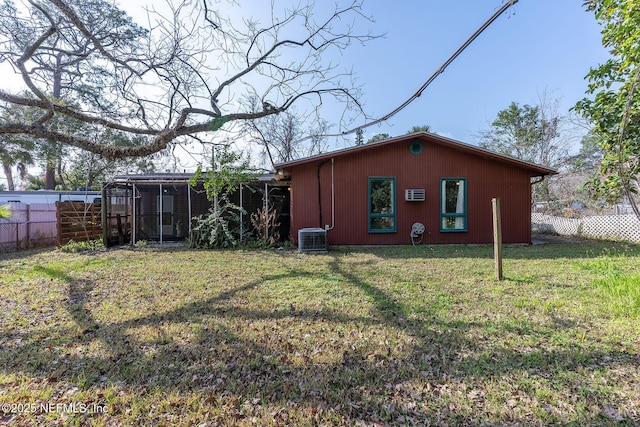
[[117, 0, 609, 154], [336, 0, 610, 147], [0, 0, 612, 187]]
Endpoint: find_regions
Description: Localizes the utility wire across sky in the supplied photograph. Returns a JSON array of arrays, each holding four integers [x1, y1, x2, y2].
[[306, 0, 519, 142]]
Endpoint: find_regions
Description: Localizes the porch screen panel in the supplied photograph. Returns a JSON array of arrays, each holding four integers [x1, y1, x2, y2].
[[104, 185, 132, 246], [136, 185, 160, 241]]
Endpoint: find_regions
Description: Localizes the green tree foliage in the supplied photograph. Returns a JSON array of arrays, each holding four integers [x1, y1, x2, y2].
[[191, 146, 257, 203], [188, 146, 258, 248], [478, 102, 564, 167], [406, 125, 431, 134], [24, 175, 45, 190], [370, 180, 392, 214], [568, 132, 604, 173], [188, 201, 248, 249], [355, 128, 364, 145], [479, 100, 567, 203], [574, 0, 640, 219], [1, 100, 161, 190], [0, 204, 11, 219], [361, 126, 431, 147], [60, 131, 160, 191], [367, 133, 390, 144], [0, 135, 33, 191], [0, 0, 147, 187], [1, 103, 35, 190]]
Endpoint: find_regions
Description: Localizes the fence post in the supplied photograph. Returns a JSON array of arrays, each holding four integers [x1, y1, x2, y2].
[[26, 204, 31, 247], [56, 201, 61, 246], [101, 185, 107, 245], [492, 198, 503, 280]]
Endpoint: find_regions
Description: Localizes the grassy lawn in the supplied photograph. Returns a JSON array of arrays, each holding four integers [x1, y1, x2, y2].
[[0, 238, 639, 426]]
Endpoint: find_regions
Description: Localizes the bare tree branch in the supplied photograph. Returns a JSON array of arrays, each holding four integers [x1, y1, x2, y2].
[[0, 0, 377, 160]]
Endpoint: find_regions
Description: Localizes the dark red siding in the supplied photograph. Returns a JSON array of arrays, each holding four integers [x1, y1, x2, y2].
[[285, 137, 541, 245]]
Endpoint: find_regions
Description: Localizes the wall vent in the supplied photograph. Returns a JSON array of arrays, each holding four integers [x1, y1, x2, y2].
[[405, 189, 425, 202], [298, 228, 328, 253]]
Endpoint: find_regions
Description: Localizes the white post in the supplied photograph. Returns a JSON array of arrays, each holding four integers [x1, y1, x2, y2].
[[239, 184, 244, 243], [159, 183, 163, 244], [264, 182, 269, 241], [132, 183, 137, 244], [187, 183, 192, 238]]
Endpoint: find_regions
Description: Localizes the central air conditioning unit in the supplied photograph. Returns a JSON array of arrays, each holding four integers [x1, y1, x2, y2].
[[298, 227, 328, 253], [405, 189, 425, 202]]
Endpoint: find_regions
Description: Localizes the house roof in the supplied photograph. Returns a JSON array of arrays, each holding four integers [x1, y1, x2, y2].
[[110, 172, 277, 184], [274, 132, 558, 177], [110, 173, 195, 184]]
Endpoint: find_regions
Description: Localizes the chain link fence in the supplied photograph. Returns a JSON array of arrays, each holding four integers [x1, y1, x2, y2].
[[532, 211, 640, 243], [0, 203, 57, 252]]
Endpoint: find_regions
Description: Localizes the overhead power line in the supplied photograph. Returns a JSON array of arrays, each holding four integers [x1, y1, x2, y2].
[[310, 0, 519, 141]]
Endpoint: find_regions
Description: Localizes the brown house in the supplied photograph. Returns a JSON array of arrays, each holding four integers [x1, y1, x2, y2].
[[274, 133, 557, 246]]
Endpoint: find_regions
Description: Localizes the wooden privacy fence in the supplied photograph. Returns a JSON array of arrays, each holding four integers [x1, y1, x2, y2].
[[56, 201, 102, 245]]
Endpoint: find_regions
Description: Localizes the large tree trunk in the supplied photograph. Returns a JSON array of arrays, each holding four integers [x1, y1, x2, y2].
[[45, 160, 56, 190], [625, 184, 640, 223], [3, 163, 15, 191], [56, 155, 66, 190], [46, 63, 62, 191]]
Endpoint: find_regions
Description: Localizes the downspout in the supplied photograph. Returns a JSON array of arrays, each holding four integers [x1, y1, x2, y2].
[[326, 158, 335, 231], [531, 176, 544, 185], [530, 175, 545, 208], [317, 159, 332, 227]]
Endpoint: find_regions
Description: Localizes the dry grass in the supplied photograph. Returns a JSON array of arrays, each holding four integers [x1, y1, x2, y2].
[[0, 238, 639, 426]]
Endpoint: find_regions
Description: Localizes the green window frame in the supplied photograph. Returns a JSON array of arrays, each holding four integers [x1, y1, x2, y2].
[[368, 177, 396, 233], [440, 178, 467, 232]]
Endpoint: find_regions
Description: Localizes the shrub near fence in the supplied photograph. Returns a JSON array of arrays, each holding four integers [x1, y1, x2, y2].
[[532, 212, 640, 243], [0, 203, 57, 251], [56, 201, 102, 246]]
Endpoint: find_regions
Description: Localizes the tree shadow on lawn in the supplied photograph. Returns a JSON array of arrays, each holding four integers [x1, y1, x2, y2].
[[0, 246, 62, 265], [1, 256, 638, 425], [334, 237, 640, 262]]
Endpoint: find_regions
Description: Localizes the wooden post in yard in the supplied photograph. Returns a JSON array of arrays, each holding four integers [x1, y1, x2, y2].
[[492, 198, 503, 280]]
